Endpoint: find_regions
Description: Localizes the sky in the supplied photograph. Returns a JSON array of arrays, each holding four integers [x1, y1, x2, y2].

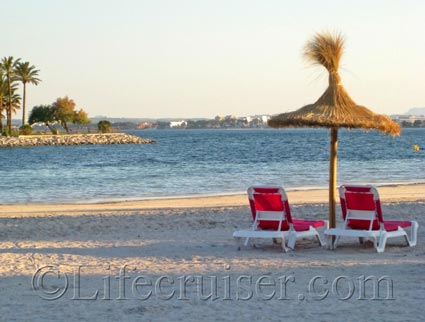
[[3, 0, 425, 119]]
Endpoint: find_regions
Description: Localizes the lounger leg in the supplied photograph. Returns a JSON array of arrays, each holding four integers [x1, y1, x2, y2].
[[244, 237, 250, 247], [287, 232, 296, 251], [377, 232, 388, 253], [316, 232, 326, 247], [326, 235, 334, 250], [409, 221, 418, 247], [234, 237, 243, 251], [281, 236, 289, 252], [403, 234, 410, 247], [333, 235, 340, 249]]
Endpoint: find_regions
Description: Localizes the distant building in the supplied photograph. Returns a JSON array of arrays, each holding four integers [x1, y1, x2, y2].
[[395, 115, 425, 124], [137, 122, 154, 129], [169, 121, 187, 128]]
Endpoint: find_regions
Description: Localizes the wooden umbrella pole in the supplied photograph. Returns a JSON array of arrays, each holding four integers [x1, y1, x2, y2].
[[329, 127, 338, 229]]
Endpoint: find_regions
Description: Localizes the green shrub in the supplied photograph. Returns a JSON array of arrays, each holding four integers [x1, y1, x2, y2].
[[2, 128, 19, 137], [98, 120, 112, 133], [19, 124, 33, 135]]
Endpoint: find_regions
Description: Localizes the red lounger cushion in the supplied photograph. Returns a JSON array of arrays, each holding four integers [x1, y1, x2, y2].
[[293, 219, 326, 231], [293, 219, 326, 228], [254, 193, 290, 230], [348, 220, 412, 231], [344, 191, 379, 229], [258, 219, 326, 231], [384, 220, 412, 231], [250, 191, 326, 231]]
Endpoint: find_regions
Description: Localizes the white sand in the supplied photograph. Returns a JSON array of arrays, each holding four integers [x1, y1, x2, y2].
[[0, 184, 424, 321]]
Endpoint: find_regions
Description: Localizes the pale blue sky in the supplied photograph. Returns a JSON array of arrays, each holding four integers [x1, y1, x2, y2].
[[4, 0, 425, 118]]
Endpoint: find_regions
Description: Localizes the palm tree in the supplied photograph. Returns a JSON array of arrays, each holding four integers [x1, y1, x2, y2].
[[1, 74, 21, 134], [1, 56, 21, 135], [0, 71, 5, 133], [3, 89, 22, 118], [15, 61, 41, 126], [1, 77, 21, 134]]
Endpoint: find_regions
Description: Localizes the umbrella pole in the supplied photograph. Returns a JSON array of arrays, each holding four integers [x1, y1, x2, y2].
[[329, 127, 338, 236]]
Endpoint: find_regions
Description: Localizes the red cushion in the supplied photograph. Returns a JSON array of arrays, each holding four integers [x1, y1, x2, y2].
[[257, 219, 326, 231], [348, 220, 412, 231], [254, 193, 283, 211], [344, 191, 379, 229], [253, 193, 288, 230], [293, 219, 326, 231], [293, 219, 326, 228], [347, 219, 380, 230], [252, 187, 280, 194], [258, 221, 291, 231], [345, 192, 375, 211], [248, 191, 282, 220], [344, 186, 372, 193], [384, 220, 412, 231], [249, 189, 325, 231]]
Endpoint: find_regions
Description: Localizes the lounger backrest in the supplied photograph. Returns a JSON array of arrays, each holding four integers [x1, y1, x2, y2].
[[247, 186, 293, 231], [339, 185, 384, 230], [254, 193, 286, 230], [248, 186, 280, 220], [253, 193, 288, 231]]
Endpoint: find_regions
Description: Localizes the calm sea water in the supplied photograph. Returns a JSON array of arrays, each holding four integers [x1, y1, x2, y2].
[[0, 128, 424, 204]]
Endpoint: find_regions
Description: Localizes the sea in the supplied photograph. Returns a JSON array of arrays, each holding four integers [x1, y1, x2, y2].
[[0, 128, 424, 204]]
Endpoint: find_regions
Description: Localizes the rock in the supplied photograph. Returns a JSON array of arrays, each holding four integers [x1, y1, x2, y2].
[[0, 133, 156, 148]]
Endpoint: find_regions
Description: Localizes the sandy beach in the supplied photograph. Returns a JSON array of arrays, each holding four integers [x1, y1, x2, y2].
[[0, 184, 424, 321]]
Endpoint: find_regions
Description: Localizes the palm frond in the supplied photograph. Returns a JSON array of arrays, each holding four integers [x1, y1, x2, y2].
[[15, 61, 41, 85]]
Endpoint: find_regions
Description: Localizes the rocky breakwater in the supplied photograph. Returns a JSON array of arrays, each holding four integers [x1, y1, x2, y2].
[[0, 133, 156, 147]]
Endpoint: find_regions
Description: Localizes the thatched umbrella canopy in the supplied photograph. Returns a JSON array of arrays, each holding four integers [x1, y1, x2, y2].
[[268, 32, 401, 232]]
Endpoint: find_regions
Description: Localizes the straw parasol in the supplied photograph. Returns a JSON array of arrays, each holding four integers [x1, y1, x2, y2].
[[268, 32, 401, 231]]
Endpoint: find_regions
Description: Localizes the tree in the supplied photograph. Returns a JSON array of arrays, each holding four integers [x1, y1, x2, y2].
[[73, 108, 91, 132], [51, 96, 90, 133], [0, 56, 21, 135], [28, 105, 58, 134], [73, 109, 91, 125], [97, 120, 111, 133], [15, 61, 41, 126], [52, 96, 77, 133]]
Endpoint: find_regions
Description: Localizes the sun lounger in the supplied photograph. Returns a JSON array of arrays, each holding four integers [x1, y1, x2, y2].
[[325, 185, 418, 252], [233, 186, 327, 252]]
